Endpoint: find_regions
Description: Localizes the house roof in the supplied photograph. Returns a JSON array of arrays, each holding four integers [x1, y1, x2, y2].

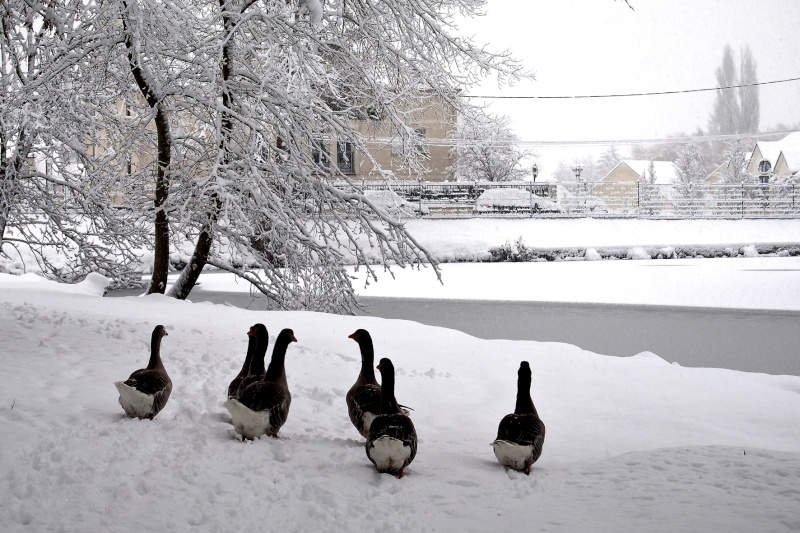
[[606, 160, 677, 185], [750, 131, 800, 173]]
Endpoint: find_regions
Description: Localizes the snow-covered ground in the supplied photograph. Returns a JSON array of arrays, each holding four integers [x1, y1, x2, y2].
[[2, 217, 800, 532], [168, 218, 800, 311], [375, 218, 800, 263]]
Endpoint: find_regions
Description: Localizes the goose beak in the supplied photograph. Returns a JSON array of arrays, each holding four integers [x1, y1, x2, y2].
[[348, 332, 357, 340]]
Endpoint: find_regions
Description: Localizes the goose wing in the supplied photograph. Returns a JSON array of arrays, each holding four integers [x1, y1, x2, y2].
[[496, 413, 545, 450], [125, 368, 171, 396]]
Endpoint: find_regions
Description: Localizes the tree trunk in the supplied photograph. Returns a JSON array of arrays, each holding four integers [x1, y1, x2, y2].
[[148, 110, 171, 294], [166, 0, 236, 299], [166, 227, 213, 299], [121, 0, 172, 294]]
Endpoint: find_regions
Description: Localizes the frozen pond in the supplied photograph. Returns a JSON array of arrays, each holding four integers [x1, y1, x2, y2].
[[355, 297, 800, 377], [107, 289, 800, 376]]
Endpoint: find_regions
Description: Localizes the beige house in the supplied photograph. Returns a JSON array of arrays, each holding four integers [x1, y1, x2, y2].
[[590, 160, 677, 211], [315, 92, 457, 182], [746, 131, 800, 181]]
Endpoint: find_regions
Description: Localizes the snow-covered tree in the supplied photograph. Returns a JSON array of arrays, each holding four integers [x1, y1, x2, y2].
[[738, 47, 760, 135], [639, 160, 659, 216], [708, 45, 759, 138], [596, 145, 622, 179], [673, 144, 708, 216], [708, 45, 740, 137], [449, 110, 532, 182], [720, 140, 750, 185], [104, 0, 523, 310], [0, 1, 148, 283]]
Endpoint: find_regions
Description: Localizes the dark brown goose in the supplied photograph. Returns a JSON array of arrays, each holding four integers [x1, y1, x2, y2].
[[365, 358, 417, 478], [231, 323, 269, 399], [491, 361, 546, 475], [346, 329, 383, 438], [227, 324, 267, 399], [115, 325, 172, 420], [223, 328, 297, 440]]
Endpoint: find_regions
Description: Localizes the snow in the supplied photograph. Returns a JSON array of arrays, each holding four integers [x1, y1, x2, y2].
[[2, 218, 800, 531], [474, 187, 562, 212]]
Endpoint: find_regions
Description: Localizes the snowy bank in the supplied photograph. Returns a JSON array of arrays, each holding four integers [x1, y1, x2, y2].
[[2, 276, 800, 532]]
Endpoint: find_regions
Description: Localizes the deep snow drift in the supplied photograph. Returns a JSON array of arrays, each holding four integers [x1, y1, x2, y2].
[[2, 273, 800, 532]]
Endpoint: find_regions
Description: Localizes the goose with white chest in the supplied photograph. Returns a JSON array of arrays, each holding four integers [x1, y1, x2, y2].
[[223, 328, 297, 440], [115, 325, 172, 420], [491, 361, 546, 475], [365, 357, 417, 478]]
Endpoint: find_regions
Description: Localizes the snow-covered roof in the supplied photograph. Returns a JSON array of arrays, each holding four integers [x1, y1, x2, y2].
[[612, 160, 677, 185], [752, 132, 800, 173]]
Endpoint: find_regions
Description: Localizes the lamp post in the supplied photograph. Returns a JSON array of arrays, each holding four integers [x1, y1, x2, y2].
[[758, 159, 772, 212], [572, 164, 585, 208]]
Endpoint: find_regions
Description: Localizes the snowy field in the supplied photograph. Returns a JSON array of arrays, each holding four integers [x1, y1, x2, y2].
[[3, 217, 800, 532], [168, 218, 800, 311]]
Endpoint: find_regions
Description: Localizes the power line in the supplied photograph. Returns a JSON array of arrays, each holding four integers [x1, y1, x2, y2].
[[364, 130, 799, 148], [466, 76, 800, 100]]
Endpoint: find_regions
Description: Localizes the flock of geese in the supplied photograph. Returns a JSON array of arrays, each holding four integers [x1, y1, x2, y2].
[[115, 324, 546, 477]]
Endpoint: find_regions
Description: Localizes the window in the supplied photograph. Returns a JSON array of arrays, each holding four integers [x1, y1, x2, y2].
[[312, 139, 330, 173], [337, 141, 355, 174]]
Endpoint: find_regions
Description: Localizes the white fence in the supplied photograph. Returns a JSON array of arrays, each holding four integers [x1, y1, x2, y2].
[[337, 180, 800, 219]]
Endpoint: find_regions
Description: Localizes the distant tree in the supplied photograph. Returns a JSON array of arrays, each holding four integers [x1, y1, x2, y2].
[[596, 145, 622, 178], [714, 139, 751, 215], [738, 47, 760, 135], [720, 140, 750, 185], [709, 46, 740, 136], [450, 111, 532, 182], [708, 45, 759, 138], [639, 160, 660, 216], [673, 144, 708, 216], [552, 160, 575, 183]]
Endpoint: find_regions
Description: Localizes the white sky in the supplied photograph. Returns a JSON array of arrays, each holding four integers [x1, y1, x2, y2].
[[456, 0, 800, 170]]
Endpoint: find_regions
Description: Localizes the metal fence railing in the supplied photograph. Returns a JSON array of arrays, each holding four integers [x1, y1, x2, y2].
[[334, 180, 800, 219]]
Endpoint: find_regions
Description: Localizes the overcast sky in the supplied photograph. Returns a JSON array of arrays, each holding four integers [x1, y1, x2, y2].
[[456, 0, 800, 172]]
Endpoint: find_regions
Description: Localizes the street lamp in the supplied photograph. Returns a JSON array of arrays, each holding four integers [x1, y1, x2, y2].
[[758, 159, 772, 211], [572, 165, 586, 208], [531, 162, 539, 182]]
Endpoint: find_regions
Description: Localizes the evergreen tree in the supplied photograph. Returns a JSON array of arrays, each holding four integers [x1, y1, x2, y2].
[[596, 145, 622, 178], [639, 161, 659, 216], [738, 46, 760, 134], [708, 45, 759, 137], [673, 144, 708, 216], [708, 45, 739, 136]]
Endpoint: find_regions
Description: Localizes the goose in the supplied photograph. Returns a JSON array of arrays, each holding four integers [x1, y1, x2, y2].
[[366, 358, 417, 478], [231, 323, 269, 399], [491, 361, 546, 475], [223, 328, 297, 440], [346, 329, 383, 438], [115, 325, 172, 420], [227, 324, 266, 399]]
